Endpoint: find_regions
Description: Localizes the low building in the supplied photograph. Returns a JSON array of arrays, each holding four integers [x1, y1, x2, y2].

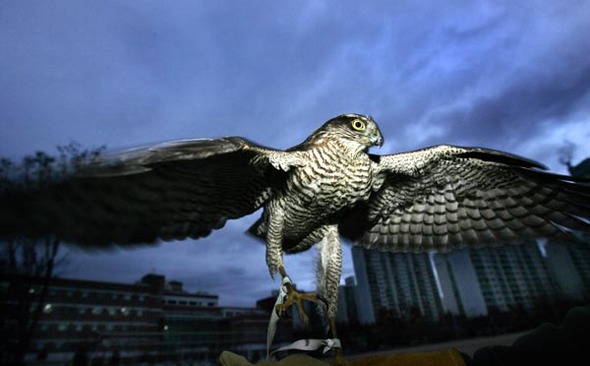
[[0, 273, 291, 365], [1, 274, 163, 365]]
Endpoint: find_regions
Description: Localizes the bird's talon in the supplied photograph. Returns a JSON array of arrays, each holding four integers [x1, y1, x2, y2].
[[277, 286, 317, 323], [295, 299, 309, 324]]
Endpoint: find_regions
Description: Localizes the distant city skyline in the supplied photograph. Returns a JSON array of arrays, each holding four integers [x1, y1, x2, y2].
[[353, 238, 590, 325]]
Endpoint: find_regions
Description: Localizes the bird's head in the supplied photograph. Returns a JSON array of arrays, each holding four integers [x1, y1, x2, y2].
[[313, 114, 383, 152]]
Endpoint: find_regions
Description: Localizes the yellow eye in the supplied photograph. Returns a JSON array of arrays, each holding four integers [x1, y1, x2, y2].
[[351, 119, 366, 131]]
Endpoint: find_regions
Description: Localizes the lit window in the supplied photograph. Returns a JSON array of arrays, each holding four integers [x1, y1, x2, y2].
[[43, 304, 53, 314]]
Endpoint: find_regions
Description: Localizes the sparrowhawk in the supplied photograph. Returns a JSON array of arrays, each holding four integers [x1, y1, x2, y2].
[[2, 113, 590, 353]]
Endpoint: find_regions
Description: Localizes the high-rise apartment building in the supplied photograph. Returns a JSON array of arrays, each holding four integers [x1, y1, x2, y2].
[[433, 249, 487, 317], [545, 237, 590, 302], [544, 157, 590, 302], [352, 247, 443, 324], [354, 241, 567, 324], [434, 242, 562, 317], [335, 276, 359, 324]]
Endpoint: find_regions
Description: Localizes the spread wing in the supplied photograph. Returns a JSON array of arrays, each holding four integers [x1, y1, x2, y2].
[[340, 145, 590, 253], [0, 137, 289, 247]]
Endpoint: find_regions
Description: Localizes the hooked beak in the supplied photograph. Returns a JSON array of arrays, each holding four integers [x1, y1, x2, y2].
[[362, 114, 383, 147], [371, 131, 383, 147]]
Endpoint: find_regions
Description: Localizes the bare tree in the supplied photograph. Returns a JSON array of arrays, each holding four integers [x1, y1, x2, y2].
[[558, 141, 576, 170], [0, 143, 103, 365]]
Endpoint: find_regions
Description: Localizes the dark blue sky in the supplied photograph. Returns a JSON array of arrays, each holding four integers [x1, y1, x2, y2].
[[1, 1, 589, 306]]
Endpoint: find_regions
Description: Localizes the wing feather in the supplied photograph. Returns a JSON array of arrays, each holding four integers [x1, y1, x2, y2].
[[340, 145, 590, 253], [0, 137, 288, 247]]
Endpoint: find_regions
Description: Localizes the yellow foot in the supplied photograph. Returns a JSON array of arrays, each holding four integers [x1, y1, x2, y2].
[[275, 278, 318, 324], [275, 266, 319, 324]]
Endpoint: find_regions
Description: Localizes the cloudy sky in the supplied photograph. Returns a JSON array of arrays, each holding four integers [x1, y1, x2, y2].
[[1, 1, 589, 306]]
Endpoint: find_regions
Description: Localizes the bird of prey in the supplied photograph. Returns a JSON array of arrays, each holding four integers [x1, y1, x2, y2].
[[1, 113, 590, 353]]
